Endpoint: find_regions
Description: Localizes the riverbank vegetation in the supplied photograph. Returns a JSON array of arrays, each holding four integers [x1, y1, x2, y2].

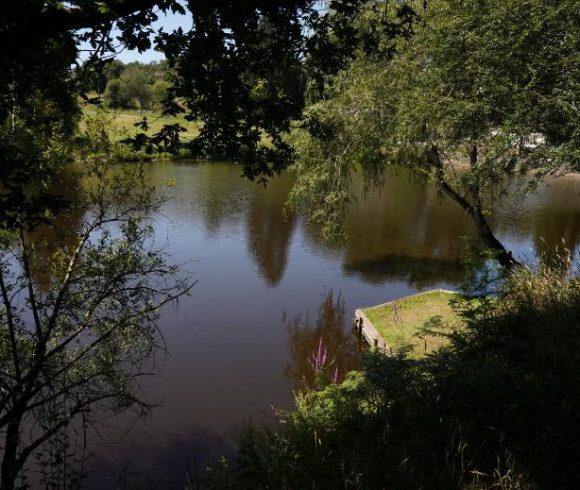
[[80, 107, 198, 143], [76, 60, 199, 160], [0, 98, 191, 487], [78, 59, 169, 112], [195, 261, 580, 488], [77, 106, 199, 162]]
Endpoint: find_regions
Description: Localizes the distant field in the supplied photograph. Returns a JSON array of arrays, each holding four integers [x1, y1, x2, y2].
[[363, 290, 467, 358], [79, 98, 200, 143], [79, 96, 269, 154]]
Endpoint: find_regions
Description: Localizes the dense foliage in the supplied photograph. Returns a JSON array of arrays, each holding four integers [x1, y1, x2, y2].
[[196, 262, 580, 489], [1, 0, 371, 179], [100, 61, 169, 110], [1, 1, 579, 487]]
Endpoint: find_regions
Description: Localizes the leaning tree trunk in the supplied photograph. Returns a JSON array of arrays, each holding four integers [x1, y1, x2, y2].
[[427, 145, 520, 270]]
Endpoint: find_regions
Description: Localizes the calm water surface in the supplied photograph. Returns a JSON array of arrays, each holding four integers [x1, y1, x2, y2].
[[84, 161, 580, 488]]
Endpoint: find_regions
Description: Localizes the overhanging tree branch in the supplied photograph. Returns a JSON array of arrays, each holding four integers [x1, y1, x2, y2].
[[427, 145, 519, 270]]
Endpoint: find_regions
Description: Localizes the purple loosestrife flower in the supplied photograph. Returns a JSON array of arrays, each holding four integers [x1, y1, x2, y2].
[[332, 366, 340, 384], [310, 337, 337, 386], [311, 336, 333, 372], [310, 336, 327, 372]]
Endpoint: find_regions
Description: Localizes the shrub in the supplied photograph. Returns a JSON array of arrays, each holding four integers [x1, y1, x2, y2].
[[104, 78, 128, 109], [152, 80, 171, 109]]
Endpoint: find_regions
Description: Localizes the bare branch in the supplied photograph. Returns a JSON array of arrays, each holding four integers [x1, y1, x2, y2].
[[18, 228, 42, 337]]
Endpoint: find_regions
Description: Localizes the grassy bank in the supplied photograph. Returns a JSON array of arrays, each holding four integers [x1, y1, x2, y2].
[[77, 96, 272, 163], [363, 290, 466, 358], [75, 101, 201, 162]]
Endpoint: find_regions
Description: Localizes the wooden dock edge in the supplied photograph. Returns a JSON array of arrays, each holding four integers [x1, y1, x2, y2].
[[353, 289, 459, 355]]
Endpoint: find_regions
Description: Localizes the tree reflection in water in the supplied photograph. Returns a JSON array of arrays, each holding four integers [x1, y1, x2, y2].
[[285, 290, 362, 390], [246, 172, 296, 287], [26, 168, 85, 289]]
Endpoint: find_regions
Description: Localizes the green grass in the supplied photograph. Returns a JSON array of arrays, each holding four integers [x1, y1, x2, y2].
[[81, 107, 200, 142], [77, 95, 271, 160], [79, 92, 200, 144], [363, 290, 466, 358]]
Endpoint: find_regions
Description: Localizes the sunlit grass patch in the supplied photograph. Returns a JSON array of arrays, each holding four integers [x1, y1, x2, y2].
[[363, 290, 467, 358], [80, 107, 200, 142]]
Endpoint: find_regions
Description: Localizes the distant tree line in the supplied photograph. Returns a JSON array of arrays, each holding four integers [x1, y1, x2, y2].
[[80, 60, 171, 111]]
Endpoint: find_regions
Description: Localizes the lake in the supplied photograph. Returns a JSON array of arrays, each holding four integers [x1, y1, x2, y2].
[[84, 161, 580, 488]]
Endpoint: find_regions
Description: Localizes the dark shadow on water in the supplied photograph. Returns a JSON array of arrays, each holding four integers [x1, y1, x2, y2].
[[342, 254, 473, 288]]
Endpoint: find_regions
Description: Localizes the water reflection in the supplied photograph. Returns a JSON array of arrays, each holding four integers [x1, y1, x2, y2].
[[493, 177, 580, 262], [285, 290, 362, 389], [342, 254, 470, 287], [304, 169, 477, 287], [26, 170, 85, 289], [39, 163, 580, 292], [246, 172, 296, 286], [147, 163, 580, 291], [193, 163, 251, 237]]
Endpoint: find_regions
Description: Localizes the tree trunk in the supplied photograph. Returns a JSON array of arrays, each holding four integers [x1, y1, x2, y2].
[[1, 418, 22, 490], [427, 145, 520, 270]]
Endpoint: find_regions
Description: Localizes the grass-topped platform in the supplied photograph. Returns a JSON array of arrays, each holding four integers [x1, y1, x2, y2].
[[355, 290, 466, 358]]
